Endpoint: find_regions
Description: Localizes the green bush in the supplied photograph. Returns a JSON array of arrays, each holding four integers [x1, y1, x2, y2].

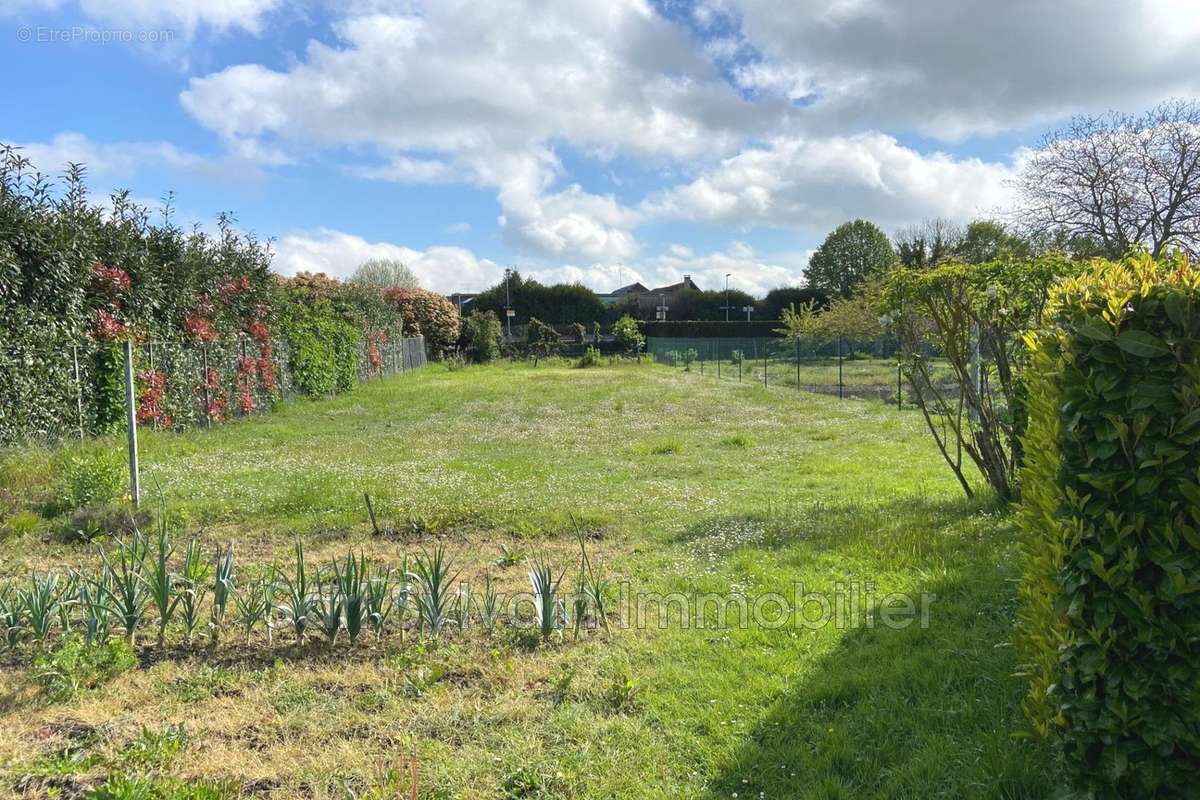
[[1019, 251, 1200, 797], [612, 314, 644, 354], [49, 446, 126, 515], [576, 346, 602, 368], [279, 296, 361, 396], [464, 310, 503, 363], [32, 636, 137, 699]]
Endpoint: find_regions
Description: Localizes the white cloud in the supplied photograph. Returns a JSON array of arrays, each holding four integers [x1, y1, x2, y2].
[[273, 228, 806, 299], [643, 133, 1015, 232], [729, 0, 1200, 138], [272, 228, 503, 294], [179, 0, 779, 262], [13, 131, 267, 188]]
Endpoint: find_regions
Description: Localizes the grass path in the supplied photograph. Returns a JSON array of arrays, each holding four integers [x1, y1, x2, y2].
[[0, 361, 1060, 798]]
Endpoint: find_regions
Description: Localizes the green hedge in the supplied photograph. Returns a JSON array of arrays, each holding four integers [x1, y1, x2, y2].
[[1019, 252, 1200, 797], [279, 298, 362, 397], [639, 320, 784, 338]]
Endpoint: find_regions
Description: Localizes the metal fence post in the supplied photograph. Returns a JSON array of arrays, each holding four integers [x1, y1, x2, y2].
[[838, 335, 844, 399], [72, 344, 85, 439], [122, 340, 141, 508], [897, 361, 903, 411], [762, 341, 767, 388], [795, 336, 800, 391]]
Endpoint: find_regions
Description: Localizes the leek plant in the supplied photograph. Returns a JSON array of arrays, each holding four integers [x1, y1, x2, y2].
[[366, 565, 395, 641], [23, 573, 61, 645], [234, 577, 272, 644], [97, 538, 148, 647], [480, 571, 499, 633], [314, 581, 344, 645], [0, 584, 23, 650], [56, 572, 78, 636], [209, 543, 234, 645], [410, 546, 458, 639], [392, 558, 411, 642], [78, 574, 111, 645], [455, 583, 471, 631], [178, 538, 209, 643], [334, 550, 368, 644], [146, 524, 181, 649], [276, 540, 313, 645], [527, 558, 565, 641]]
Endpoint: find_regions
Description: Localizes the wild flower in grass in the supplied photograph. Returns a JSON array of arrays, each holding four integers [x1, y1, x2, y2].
[[97, 537, 148, 647], [410, 546, 458, 639], [146, 523, 181, 649], [276, 540, 313, 645], [209, 543, 234, 645], [0, 584, 24, 650], [178, 538, 209, 644], [527, 558, 566, 641], [334, 550, 368, 644]]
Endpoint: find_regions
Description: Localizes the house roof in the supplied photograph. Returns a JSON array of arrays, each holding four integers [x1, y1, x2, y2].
[[610, 282, 648, 295], [647, 275, 700, 294]]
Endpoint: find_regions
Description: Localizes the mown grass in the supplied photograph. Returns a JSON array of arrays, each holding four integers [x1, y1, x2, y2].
[[0, 360, 1060, 798]]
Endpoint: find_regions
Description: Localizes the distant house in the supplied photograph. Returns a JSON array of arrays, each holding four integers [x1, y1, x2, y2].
[[447, 292, 479, 313], [637, 275, 700, 318], [598, 281, 648, 306]]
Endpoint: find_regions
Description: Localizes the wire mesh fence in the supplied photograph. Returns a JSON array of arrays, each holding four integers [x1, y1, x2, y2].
[[645, 335, 956, 405], [0, 333, 427, 446]]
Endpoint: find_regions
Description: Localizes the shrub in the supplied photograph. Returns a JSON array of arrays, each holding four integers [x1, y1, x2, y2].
[[32, 636, 137, 699], [1018, 251, 1200, 798], [49, 446, 126, 516], [882, 255, 1076, 500], [464, 310, 503, 363], [278, 293, 361, 396], [576, 346, 602, 368], [612, 314, 643, 354], [385, 288, 461, 358], [525, 317, 561, 364]]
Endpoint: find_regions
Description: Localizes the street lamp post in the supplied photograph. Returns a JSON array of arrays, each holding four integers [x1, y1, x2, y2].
[[504, 268, 513, 339], [724, 273, 731, 322]]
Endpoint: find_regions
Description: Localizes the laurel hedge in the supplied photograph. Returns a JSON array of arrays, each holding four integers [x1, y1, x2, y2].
[[1018, 252, 1200, 797]]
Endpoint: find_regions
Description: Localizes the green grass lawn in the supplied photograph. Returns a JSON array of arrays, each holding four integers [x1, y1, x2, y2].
[[0, 360, 1060, 798]]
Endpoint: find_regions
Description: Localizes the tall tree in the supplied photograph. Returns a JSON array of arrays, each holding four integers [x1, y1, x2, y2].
[[806, 219, 896, 297], [350, 258, 420, 289], [893, 218, 963, 268], [1015, 99, 1200, 258]]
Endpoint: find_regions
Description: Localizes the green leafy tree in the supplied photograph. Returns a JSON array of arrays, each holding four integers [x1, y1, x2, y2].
[[612, 314, 643, 354], [525, 317, 561, 365], [384, 288, 461, 358], [806, 220, 896, 298], [761, 287, 829, 319], [463, 311, 502, 363], [349, 258, 420, 290]]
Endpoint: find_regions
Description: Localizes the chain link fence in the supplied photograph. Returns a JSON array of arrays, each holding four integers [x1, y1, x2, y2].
[[0, 333, 427, 446], [645, 335, 955, 405]]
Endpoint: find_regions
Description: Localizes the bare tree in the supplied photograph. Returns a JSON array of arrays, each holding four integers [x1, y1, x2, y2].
[[1015, 99, 1200, 258], [893, 218, 964, 268], [350, 258, 421, 289]]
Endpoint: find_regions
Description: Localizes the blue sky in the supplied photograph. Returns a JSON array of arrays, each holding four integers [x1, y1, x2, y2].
[[3, 1, 1197, 295]]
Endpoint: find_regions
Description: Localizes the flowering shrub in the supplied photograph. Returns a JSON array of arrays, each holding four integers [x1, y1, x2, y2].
[[136, 369, 169, 426], [235, 355, 257, 414], [92, 309, 126, 342]]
